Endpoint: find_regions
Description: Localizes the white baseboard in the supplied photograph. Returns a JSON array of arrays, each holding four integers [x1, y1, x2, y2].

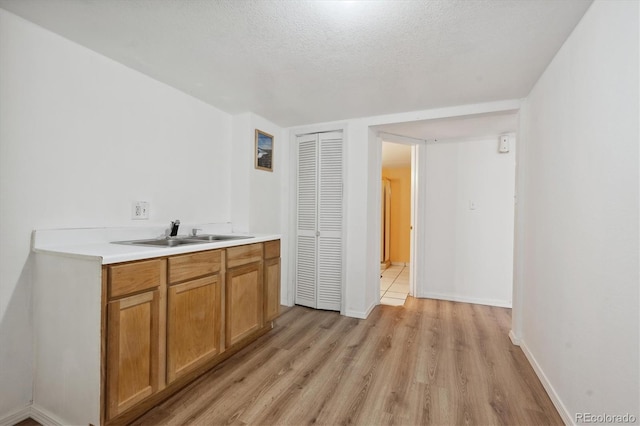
[[0, 406, 31, 426], [0, 404, 66, 426], [519, 339, 574, 426], [508, 329, 521, 345], [419, 292, 512, 308], [391, 262, 409, 267], [345, 301, 377, 319], [30, 405, 66, 426]]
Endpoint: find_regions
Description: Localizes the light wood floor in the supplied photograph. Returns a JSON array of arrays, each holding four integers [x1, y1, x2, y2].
[[131, 298, 562, 426]]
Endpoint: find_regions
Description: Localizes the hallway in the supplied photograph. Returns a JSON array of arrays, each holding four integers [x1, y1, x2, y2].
[[380, 265, 409, 306]]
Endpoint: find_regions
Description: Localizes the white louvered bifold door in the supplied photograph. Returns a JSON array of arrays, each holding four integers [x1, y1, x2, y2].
[[295, 134, 318, 308], [295, 131, 343, 311], [316, 132, 343, 310]]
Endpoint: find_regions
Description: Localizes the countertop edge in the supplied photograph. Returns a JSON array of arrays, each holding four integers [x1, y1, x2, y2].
[[34, 234, 282, 265]]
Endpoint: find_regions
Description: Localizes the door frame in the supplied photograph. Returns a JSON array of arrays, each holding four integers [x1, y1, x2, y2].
[[377, 132, 427, 298]]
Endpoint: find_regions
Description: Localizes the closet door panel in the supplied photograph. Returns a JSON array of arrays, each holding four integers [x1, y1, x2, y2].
[[296, 235, 316, 308], [317, 237, 342, 310], [317, 132, 343, 310], [295, 131, 343, 312], [296, 134, 318, 308], [297, 136, 317, 234], [318, 132, 343, 234]]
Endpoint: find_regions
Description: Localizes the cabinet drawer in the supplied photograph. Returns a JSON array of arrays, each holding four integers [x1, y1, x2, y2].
[[168, 250, 222, 284], [226, 243, 263, 269], [108, 259, 164, 299], [264, 240, 280, 260]]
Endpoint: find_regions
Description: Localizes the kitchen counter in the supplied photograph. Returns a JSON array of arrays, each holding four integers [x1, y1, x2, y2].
[[32, 225, 280, 264], [30, 224, 282, 426]]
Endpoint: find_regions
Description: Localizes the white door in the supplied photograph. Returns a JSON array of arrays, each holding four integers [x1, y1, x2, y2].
[[295, 131, 343, 311]]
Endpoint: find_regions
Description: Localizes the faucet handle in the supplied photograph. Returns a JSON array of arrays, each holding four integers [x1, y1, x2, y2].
[[169, 219, 181, 237], [191, 228, 202, 236]]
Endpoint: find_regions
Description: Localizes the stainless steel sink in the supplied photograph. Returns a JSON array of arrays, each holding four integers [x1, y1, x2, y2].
[[112, 238, 208, 247], [185, 234, 253, 242], [112, 234, 253, 247]]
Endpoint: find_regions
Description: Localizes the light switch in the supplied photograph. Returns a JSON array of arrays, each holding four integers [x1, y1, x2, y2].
[[469, 200, 477, 210]]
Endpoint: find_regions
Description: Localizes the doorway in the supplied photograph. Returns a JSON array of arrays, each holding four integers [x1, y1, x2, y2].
[[373, 111, 518, 312], [379, 140, 415, 306]]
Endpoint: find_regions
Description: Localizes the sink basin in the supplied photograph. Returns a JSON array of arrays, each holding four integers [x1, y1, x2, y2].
[[112, 238, 208, 247], [112, 235, 253, 248], [185, 234, 253, 242]]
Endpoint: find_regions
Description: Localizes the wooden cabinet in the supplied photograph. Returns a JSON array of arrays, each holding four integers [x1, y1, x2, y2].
[[102, 240, 279, 424], [166, 250, 223, 383], [226, 244, 264, 347], [264, 240, 281, 322], [106, 259, 166, 420]]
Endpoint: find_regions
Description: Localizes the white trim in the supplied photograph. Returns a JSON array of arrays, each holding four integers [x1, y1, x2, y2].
[[30, 405, 65, 426], [519, 339, 575, 426], [412, 143, 428, 302], [0, 404, 66, 426], [419, 292, 512, 308], [379, 131, 426, 145], [508, 329, 521, 346], [512, 116, 526, 347], [340, 126, 349, 316], [345, 301, 377, 319], [0, 406, 31, 426], [376, 133, 426, 305]]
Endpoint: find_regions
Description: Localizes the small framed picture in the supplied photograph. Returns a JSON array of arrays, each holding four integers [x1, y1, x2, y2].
[[255, 129, 274, 172]]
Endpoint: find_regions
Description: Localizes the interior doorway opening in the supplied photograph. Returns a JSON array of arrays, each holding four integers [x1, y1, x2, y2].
[[379, 139, 417, 306], [373, 111, 519, 314]]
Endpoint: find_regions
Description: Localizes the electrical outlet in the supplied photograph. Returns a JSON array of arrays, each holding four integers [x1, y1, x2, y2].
[[132, 201, 149, 220]]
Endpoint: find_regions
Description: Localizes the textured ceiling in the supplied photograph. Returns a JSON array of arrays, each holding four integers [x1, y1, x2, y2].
[[0, 0, 592, 127]]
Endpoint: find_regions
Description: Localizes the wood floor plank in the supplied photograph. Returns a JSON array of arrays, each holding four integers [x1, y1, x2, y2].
[[131, 298, 563, 426]]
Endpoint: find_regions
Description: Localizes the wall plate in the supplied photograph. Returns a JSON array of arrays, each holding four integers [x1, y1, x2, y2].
[[132, 201, 149, 220]]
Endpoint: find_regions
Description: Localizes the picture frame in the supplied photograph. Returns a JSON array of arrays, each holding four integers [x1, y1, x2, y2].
[[255, 129, 274, 172]]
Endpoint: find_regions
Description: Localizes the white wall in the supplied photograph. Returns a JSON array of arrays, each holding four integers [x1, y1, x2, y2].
[[419, 136, 515, 307], [516, 0, 639, 423], [249, 115, 285, 234], [286, 100, 520, 318], [230, 112, 287, 303], [0, 9, 233, 420], [230, 112, 284, 234], [284, 121, 370, 316]]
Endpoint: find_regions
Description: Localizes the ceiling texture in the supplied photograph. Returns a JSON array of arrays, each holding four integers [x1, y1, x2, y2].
[[0, 0, 592, 127]]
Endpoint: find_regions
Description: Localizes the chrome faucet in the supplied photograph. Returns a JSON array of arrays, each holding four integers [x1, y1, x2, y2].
[[169, 219, 180, 237]]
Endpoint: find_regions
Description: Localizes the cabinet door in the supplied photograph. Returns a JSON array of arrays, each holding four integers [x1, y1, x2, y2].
[[264, 257, 280, 322], [167, 275, 221, 383], [226, 262, 263, 347], [107, 290, 160, 420]]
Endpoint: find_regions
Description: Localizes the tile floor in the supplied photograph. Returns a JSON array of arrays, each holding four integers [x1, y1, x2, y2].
[[380, 264, 409, 306]]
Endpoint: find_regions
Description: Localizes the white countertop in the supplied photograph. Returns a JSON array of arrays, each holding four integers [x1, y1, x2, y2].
[[32, 225, 280, 265]]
